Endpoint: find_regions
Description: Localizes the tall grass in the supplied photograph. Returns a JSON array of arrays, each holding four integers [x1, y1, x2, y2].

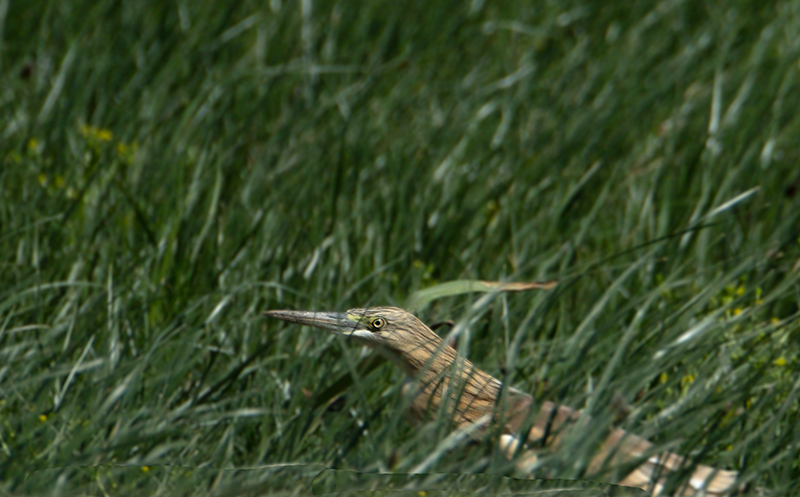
[[1, 0, 799, 495]]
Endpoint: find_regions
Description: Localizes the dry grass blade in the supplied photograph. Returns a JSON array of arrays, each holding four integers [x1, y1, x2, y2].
[[407, 279, 558, 311]]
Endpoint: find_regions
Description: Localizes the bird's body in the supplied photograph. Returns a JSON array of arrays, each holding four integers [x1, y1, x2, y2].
[[265, 306, 739, 496]]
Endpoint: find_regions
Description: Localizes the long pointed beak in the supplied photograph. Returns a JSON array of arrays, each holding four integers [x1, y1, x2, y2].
[[263, 309, 359, 334]]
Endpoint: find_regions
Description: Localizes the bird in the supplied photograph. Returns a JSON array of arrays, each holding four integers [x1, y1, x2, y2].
[[264, 306, 740, 496]]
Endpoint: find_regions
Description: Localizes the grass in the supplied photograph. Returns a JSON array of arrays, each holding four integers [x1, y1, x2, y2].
[[1, 0, 799, 495]]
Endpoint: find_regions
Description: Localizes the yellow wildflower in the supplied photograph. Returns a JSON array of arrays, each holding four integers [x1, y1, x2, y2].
[[80, 124, 113, 142]]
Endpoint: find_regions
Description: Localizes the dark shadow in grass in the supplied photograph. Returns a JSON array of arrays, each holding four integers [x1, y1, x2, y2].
[[311, 469, 649, 497], [23, 465, 650, 496]]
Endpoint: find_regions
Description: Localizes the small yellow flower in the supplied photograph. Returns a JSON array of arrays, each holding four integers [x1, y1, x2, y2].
[[771, 317, 781, 325], [733, 308, 743, 316], [727, 444, 733, 451], [116, 142, 138, 163], [681, 374, 695, 387], [418, 492, 426, 497], [774, 357, 787, 367], [736, 286, 745, 296], [142, 466, 150, 473], [39, 414, 47, 422], [27, 138, 39, 151], [659, 372, 668, 384], [80, 124, 113, 142]]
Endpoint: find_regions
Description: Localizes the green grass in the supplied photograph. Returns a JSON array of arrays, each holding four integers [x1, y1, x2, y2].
[[1, 0, 800, 495]]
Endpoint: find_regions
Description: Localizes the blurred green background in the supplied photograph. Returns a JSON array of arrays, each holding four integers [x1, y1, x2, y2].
[[1, 0, 799, 495]]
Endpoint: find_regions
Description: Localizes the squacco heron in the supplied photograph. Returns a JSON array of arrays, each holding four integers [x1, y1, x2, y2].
[[264, 306, 739, 496]]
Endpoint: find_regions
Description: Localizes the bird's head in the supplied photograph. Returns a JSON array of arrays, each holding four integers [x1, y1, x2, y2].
[[264, 306, 452, 375], [264, 306, 432, 348]]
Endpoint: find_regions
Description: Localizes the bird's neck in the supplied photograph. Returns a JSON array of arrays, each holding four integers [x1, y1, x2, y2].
[[373, 345, 421, 378], [377, 339, 522, 430]]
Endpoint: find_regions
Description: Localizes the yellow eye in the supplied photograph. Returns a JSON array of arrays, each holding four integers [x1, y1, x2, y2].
[[371, 317, 386, 330]]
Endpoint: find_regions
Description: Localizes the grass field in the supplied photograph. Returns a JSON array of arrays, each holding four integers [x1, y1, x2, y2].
[[2, 0, 800, 495]]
